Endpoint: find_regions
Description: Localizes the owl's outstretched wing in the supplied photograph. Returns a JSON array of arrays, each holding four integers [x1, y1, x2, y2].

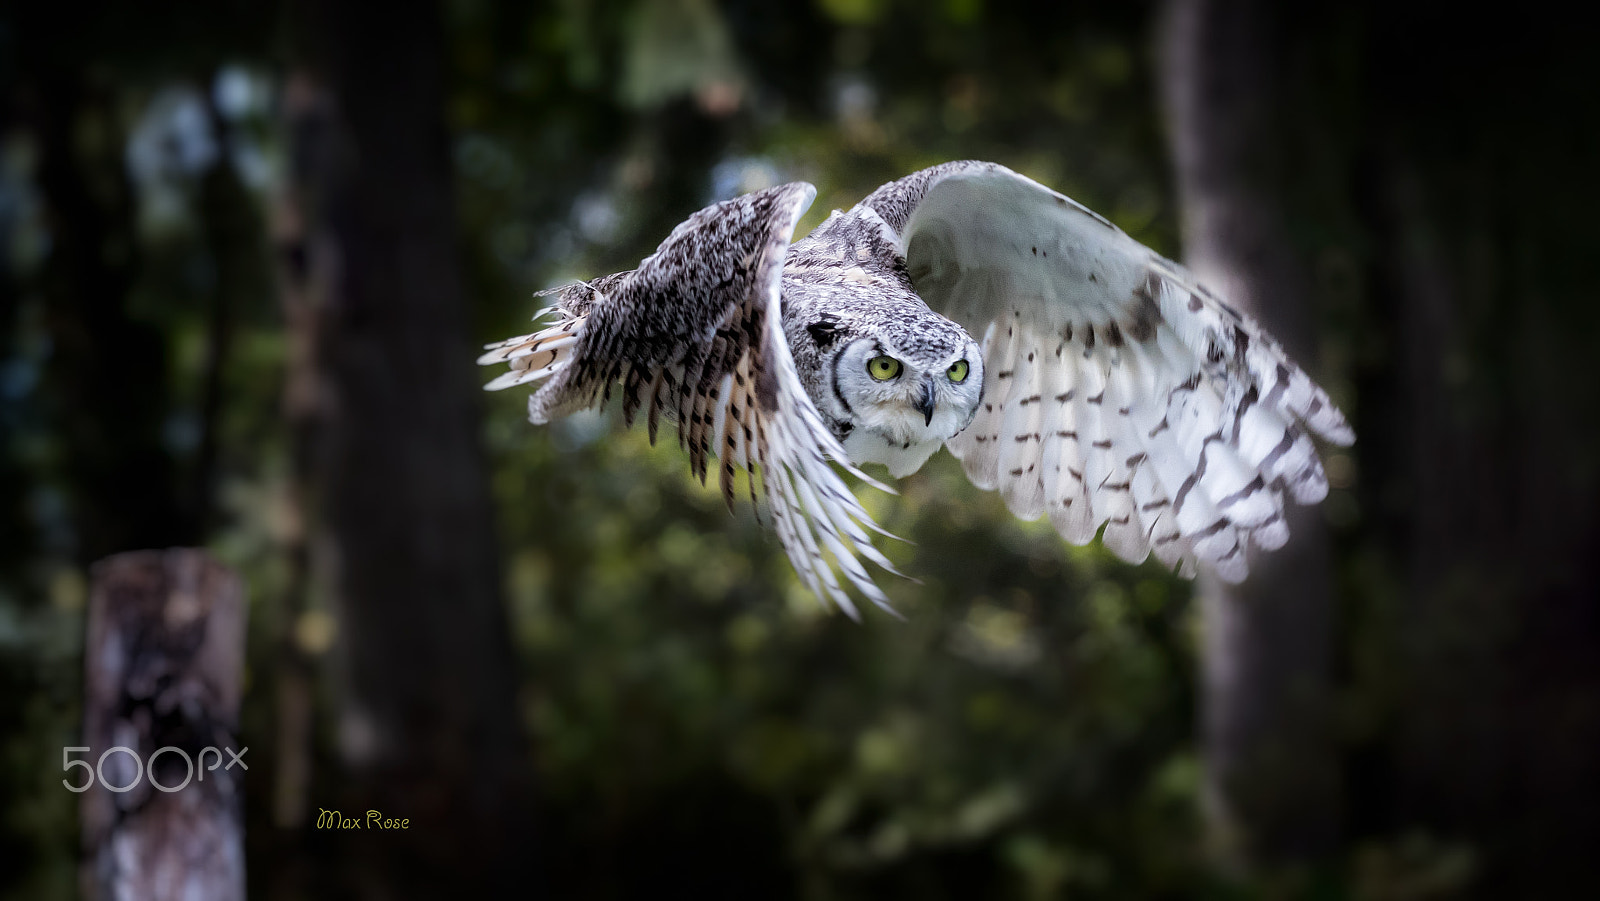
[[856, 161, 1354, 582], [479, 183, 900, 617]]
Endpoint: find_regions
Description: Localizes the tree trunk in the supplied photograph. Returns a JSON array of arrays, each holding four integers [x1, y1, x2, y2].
[[80, 550, 247, 901], [282, 0, 537, 894], [261, 107, 323, 901], [1158, 0, 1341, 869]]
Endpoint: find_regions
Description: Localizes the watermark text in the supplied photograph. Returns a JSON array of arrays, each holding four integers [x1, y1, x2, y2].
[[317, 809, 410, 830], [62, 746, 247, 793]]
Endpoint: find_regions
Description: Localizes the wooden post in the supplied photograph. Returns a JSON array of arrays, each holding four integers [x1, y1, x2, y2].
[[79, 549, 247, 901]]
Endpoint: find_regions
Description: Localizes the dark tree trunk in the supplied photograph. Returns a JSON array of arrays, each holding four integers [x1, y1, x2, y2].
[[262, 111, 324, 901], [282, 0, 537, 895], [1158, 0, 1341, 869]]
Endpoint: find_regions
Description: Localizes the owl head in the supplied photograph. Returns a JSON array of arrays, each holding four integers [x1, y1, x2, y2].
[[828, 317, 984, 477]]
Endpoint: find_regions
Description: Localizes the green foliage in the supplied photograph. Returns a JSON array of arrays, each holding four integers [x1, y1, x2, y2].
[[483, 403, 1203, 894]]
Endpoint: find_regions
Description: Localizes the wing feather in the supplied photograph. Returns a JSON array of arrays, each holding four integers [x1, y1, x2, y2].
[[862, 161, 1352, 582], [947, 321, 1014, 491], [1096, 349, 1150, 564], [1038, 340, 1096, 545], [481, 183, 897, 613], [995, 327, 1048, 520]]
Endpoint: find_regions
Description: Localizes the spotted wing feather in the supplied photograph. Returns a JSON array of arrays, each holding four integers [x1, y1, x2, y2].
[[859, 161, 1353, 582], [481, 184, 899, 615]]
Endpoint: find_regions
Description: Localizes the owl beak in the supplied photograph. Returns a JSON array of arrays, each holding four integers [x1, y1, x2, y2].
[[916, 377, 937, 427]]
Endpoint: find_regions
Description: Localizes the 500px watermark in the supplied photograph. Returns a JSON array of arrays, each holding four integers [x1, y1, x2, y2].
[[61, 746, 248, 793]]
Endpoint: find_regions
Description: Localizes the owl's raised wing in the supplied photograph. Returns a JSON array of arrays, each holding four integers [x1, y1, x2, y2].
[[858, 161, 1353, 582], [479, 184, 900, 617]]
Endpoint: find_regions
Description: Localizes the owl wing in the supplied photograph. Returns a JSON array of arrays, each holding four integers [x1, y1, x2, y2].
[[856, 161, 1354, 582], [479, 183, 901, 617]]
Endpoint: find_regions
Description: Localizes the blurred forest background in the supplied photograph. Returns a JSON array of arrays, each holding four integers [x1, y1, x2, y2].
[[2, 0, 1596, 898]]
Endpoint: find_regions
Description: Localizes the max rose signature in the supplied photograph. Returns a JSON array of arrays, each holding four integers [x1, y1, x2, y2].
[[317, 809, 410, 830]]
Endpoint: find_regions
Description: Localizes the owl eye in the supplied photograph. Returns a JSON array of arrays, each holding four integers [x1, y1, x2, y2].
[[948, 359, 970, 382], [867, 355, 902, 381]]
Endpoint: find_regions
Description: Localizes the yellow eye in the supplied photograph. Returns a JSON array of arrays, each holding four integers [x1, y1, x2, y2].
[[948, 359, 970, 382], [867, 355, 902, 381]]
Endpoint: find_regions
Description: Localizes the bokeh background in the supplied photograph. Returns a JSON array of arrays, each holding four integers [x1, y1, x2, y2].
[[2, 0, 1596, 898]]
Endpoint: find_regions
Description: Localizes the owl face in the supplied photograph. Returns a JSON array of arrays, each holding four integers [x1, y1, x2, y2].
[[831, 333, 984, 475]]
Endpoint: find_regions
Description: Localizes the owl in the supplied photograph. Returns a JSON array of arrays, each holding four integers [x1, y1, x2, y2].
[[480, 162, 1354, 617]]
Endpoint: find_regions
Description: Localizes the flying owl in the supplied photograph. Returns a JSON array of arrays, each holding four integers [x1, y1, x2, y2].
[[480, 161, 1354, 617]]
